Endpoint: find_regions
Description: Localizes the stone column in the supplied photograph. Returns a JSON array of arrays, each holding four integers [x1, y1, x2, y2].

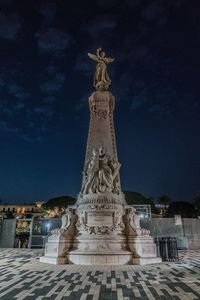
[[68, 91, 132, 265], [78, 91, 124, 203], [84, 91, 118, 168]]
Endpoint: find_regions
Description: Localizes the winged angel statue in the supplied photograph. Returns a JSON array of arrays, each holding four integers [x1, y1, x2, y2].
[[88, 48, 114, 91]]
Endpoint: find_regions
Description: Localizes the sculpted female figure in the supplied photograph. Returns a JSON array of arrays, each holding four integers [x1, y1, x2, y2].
[[88, 48, 114, 90], [98, 147, 113, 192], [127, 207, 141, 231], [82, 147, 121, 194], [50, 208, 72, 235], [60, 208, 72, 230], [82, 149, 99, 194], [127, 207, 150, 236]]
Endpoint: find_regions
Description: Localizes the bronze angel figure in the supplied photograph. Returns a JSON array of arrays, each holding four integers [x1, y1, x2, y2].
[[88, 48, 114, 91]]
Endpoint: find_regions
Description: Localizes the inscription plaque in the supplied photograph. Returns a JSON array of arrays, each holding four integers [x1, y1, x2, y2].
[[87, 211, 113, 226]]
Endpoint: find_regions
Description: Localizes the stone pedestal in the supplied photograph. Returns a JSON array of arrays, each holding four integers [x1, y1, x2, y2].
[[40, 233, 72, 264], [40, 208, 76, 264], [69, 191, 132, 265], [128, 236, 162, 265], [68, 235, 132, 265]]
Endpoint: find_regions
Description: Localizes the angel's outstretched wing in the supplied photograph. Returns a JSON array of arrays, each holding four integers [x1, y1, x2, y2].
[[88, 53, 99, 62], [107, 57, 115, 63]]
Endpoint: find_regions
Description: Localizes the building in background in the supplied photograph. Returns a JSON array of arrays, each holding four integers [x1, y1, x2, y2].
[[0, 202, 44, 219]]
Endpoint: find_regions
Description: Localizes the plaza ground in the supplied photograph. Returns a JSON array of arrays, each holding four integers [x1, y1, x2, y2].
[[0, 249, 200, 299]]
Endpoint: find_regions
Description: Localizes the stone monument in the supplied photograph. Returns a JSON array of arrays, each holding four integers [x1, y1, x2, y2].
[[40, 48, 161, 265]]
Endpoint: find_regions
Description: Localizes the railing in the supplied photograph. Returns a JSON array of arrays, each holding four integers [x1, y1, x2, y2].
[[28, 235, 48, 249], [154, 237, 179, 261]]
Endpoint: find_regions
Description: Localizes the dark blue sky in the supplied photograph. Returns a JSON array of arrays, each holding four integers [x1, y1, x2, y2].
[[0, 0, 200, 203]]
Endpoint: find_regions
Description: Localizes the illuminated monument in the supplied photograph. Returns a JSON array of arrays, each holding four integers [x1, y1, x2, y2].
[[40, 48, 161, 265]]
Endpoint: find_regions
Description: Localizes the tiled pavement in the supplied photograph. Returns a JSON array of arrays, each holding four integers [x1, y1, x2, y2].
[[0, 249, 200, 299]]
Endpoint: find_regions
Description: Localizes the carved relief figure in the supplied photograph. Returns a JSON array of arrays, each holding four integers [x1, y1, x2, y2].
[[127, 207, 150, 236], [50, 208, 73, 235], [114, 210, 125, 231], [76, 211, 86, 231], [82, 149, 99, 194], [98, 147, 113, 192], [60, 208, 72, 230], [88, 48, 114, 90], [110, 159, 121, 193], [81, 147, 121, 195], [127, 207, 140, 231]]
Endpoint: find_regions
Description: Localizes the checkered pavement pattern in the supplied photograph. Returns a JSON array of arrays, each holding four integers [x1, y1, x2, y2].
[[0, 249, 200, 299]]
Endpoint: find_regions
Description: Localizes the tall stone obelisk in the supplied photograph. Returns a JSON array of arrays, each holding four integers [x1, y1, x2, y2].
[[68, 48, 132, 264], [40, 48, 161, 265]]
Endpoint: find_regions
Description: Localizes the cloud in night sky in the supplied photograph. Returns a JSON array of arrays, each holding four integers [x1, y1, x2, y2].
[[40, 73, 65, 94], [2, 107, 13, 116], [74, 53, 93, 75], [85, 15, 117, 38], [13, 101, 25, 110], [75, 96, 88, 111], [0, 68, 55, 142], [0, 12, 21, 40], [0, 78, 5, 87], [0, 120, 18, 133], [34, 105, 53, 117], [131, 94, 147, 110], [43, 96, 56, 104], [9, 84, 29, 99], [35, 28, 73, 56]]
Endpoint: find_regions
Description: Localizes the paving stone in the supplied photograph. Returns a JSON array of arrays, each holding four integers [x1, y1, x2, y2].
[[0, 249, 200, 299]]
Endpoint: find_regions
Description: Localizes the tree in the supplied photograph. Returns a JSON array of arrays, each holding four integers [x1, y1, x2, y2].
[[193, 195, 200, 216], [124, 191, 146, 205], [42, 195, 76, 218], [124, 191, 158, 214], [5, 211, 14, 219], [42, 195, 76, 210], [158, 195, 171, 208], [165, 201, 197, 218], [157, 195, 172, 216]]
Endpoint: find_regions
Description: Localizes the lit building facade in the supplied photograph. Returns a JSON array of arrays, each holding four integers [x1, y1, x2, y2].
[[0, 202, 44, 218]]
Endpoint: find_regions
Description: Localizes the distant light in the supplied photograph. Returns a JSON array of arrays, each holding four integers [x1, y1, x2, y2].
[[46, 223, 50, 229], [140, 214, 144, 218]]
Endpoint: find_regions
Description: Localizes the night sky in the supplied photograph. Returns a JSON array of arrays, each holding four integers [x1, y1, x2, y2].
[[0, 0, 200, 204]]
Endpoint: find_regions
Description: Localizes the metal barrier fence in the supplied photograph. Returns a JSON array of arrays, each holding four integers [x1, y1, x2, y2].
[[154, 237, 179, 261], [28, 235, 48, 249]]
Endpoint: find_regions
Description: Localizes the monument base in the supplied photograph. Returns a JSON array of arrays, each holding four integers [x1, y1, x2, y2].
[[68, 253, 132, 265], [39, 234, 73, 265], [132, 257, 162, 265], [68, 233, 133, 265], [40, 256, 67, 265], [67, 235, 161, 265], [127, 235, 162, 265]]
